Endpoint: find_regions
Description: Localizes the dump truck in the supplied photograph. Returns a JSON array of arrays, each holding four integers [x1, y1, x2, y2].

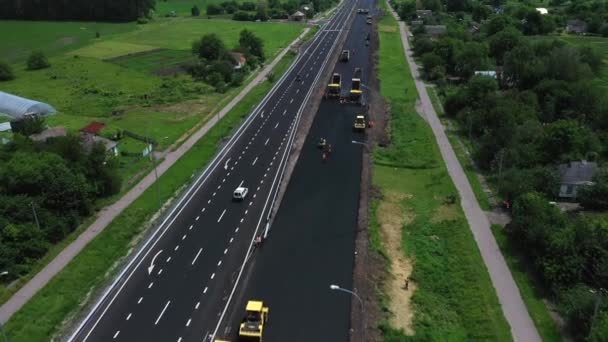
[[354, 114, 366, 131], [327, 73, 341, 98], [239, 301, 269, 341], [340, 49, 350, 62], [350, 68, 362, 101]]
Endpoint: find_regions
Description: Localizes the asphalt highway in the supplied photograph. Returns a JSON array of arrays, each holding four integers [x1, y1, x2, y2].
[[68, 1, 359, 341], [217, 1, 374, 341]]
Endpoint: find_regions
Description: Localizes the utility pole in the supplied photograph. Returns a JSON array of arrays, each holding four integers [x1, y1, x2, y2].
[[31, 202, 40, 230]]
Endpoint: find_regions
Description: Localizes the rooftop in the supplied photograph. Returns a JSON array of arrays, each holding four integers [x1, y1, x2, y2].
[[558, 161, 598, 184], [0, 91, 56, 121]]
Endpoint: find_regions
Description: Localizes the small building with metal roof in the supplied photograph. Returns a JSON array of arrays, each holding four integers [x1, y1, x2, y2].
[[0, 91, 57, 121]]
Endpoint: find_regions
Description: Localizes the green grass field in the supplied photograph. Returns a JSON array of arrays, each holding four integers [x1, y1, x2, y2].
[[109, 49, 195, 74], [112, 18, 302, 56], [3, 51, 297, 342], [0, 21, 137, 63], [373, 2, 512, 340]]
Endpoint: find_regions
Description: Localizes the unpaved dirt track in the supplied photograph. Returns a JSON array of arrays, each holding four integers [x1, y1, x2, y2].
[[387, 3, 541, 342]]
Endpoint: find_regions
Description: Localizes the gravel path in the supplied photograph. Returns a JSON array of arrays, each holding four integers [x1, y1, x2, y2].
[[0, 27, 310, 326], [387, 3, 541, 341]]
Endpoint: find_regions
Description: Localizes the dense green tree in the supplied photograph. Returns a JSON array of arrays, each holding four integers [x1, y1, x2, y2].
[[233, 11, 252, 20], [421, 53, 445, 80], [196, 34, 226, 60], [540, 120, 600, 163], [489, 27, 523, 64], [471, 3, 491, 22], [578, 46, 604, 73], [446, 0, 470, 12], [454, 42, 490, 78], [504, 43, 545, 89], [484, 15, 514, 36], [26, 51, 50, 70], [191, 5, 200, 16], [545, 46, 592, 83], [579, 169, 608, 210], [433, 38, 463, 73], [206, 4, 224, 15], [255, 3, 269, 21], [559, 284, 599, 339], [421, 0, 441, 12], [413, 36, 435, 56], [589, 311, 608, 342], [240, 1, 257, 10], [239, 29, 265, 60], [0, 60, 14, 81]]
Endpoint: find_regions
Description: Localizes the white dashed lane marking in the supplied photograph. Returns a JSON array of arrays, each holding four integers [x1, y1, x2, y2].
[[191, 247, 203, 265], [154, 300, 171, 325]]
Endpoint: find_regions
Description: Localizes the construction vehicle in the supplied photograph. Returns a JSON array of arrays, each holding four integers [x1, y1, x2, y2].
[[326, 73, 341, 98], [354, 115, 366, 131], [340, 49, 350, 62], [239, 301, 269, 341], [350, 68, 362, 102]]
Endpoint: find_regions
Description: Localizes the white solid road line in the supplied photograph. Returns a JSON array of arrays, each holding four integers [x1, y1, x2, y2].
[[154, 300, 171, 325], [218, 209, 227, 223], [191, 248, 203, 265]]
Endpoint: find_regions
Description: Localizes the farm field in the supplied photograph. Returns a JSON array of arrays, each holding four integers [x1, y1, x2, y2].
[[0, 17, 303, 183], [0, 20, 136, 63]]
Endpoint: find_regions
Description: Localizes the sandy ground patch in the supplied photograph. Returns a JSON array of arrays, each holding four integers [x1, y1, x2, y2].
[[378, 191, 416, 335]]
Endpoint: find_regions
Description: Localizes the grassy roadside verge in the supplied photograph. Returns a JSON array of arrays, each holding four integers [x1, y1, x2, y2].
[[3, 52, 296, 342], [426, 86, 491, 211], [425, 76, 561, 341], [425, 73, 561, 341], [372, 1, 512, 340], [491, 225, 562, 341]]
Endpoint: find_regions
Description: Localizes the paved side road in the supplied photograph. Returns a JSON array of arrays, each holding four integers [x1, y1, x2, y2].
[[0, 26, 310, 326], [386, 3, 541, 342]]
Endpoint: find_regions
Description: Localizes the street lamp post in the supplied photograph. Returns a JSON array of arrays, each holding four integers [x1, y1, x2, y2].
[[0, 271, 9, 342], [329, 284, 365, 342]]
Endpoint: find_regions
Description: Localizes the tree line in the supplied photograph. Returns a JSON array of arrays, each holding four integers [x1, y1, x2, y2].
[[0, 0, 156, 21], [392, 0, 608, 339]]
